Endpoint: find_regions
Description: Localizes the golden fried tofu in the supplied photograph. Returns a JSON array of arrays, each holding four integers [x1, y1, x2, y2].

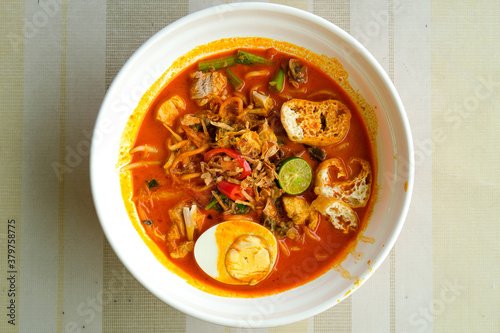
[[314, 157, 372, 208], [280, 99, 351, 146], [311, 195, 358, 233]]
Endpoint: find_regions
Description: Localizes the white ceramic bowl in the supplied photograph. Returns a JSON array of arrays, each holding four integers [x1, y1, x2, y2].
[[91, 2, 413, 328]]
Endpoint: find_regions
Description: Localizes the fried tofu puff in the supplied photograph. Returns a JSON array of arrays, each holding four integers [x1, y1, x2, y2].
[[314, 157, 372, 208], [311, 196, 358, 233]]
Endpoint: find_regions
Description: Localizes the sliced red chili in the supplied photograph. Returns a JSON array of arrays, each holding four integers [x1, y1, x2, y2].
[[204, 148, 251, 180], [217, 181, 246, 201]]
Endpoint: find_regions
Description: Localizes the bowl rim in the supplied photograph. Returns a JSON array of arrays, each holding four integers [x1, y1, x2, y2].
[[90, 2, 414, 328]]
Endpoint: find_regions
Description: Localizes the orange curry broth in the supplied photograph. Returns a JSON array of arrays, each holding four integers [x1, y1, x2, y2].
[[128, 48, 375, 296]]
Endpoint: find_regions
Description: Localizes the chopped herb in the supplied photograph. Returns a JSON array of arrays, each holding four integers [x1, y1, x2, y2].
[[275, 221, 290, 238], [263, 216, 276, 232], [307, 146, 326, 162], [205, 193, 230, 212], [190, 122, 203, 132], [205, 197, 219, 210], [277, 137, 285, 145], [146, 179, 159, 189], [211, 204, 224, 213], [206, 193, 251, 214], [233, 203, 250, 215], [218, 193, 230, 204], [142, 220, 153, 225], [205, 120, 217, 140]]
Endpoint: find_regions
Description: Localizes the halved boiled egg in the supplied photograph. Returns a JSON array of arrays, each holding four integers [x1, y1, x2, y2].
[[194, 220, 278, 285]]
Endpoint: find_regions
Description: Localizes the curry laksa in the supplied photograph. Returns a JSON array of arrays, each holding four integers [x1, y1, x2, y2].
[[119, 41, 376, 297]]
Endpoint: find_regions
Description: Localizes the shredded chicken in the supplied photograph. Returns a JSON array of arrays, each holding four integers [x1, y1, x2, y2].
[[252, 91, 274, 112], [190, 71, 227, 106], [170, 241, 194, 259], [156, 95, 185, 127]]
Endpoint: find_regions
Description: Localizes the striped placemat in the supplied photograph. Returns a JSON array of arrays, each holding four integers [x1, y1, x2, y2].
[[1, 0, 499, 332]]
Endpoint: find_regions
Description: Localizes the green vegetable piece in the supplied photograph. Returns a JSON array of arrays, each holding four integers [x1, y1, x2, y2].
[[146, 179, 159, 189], [269, 68, 285, 92], [226, 68, 244, 90], [205, 193, 230, 212], [198, 56, 237, 72], [236, 50, 275, 66], [205, 198, 219, 210], [263, 216, 276, 232], [277, 157, 313, 195], [233, 203, 250, 215]]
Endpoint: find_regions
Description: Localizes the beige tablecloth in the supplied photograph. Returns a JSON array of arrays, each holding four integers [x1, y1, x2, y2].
[[1, 0, 499, 332]]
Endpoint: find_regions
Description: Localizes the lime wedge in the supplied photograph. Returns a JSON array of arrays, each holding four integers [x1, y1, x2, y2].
[[278, 157, 313, 195]]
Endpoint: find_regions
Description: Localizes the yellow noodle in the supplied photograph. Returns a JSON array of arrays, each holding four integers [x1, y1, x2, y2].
[[219, 96, 244, 116], [303, 225, 321, 241], [244, 69, 270, 79], [163, 151, 176, 170], [171, 144, 209, 169], [119, 160, 161, 172], [191, 184, 215, 192], [163, 124, 183, 142], [150, 191, 185, 200], [306, 89, 340, 99], [168, 139, 189, 151], [232, 91, 248, 105], [332, 142, 350, 151], [278, 240, 290, 257], [130, 144, 159, 154], [180, 172, 202, 180]]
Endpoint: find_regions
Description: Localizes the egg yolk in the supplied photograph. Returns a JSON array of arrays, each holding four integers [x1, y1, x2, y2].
[[225, 235, 272, 285]]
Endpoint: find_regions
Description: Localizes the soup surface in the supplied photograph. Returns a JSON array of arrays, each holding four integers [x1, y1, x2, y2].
[[120, 43, 376, 297]]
